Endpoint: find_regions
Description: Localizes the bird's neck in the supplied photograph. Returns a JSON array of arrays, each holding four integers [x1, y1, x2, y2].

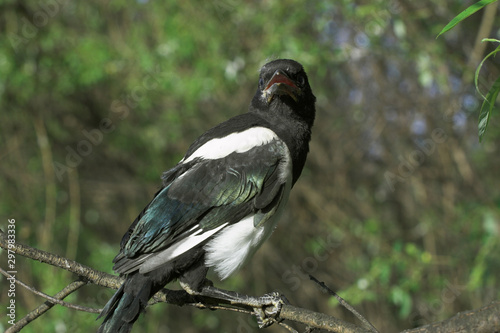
[[249, 104, 313, 185]]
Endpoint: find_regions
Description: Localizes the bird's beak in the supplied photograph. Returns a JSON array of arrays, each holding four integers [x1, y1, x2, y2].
[[264, 70, 301, 103]]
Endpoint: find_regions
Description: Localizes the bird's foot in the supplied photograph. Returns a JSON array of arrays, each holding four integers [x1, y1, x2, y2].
[[180, 282, 289, 328], [253, 292, 289, 328]]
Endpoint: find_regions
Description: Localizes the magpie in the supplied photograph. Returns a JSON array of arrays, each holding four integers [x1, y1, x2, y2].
[[97, 59, 316, 332]]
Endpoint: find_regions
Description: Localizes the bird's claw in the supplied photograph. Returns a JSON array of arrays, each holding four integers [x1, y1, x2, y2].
[[253, 292, 289, 328]]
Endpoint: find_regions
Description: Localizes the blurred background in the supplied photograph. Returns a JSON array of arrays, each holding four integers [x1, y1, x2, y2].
[[1, 0, 500, 332]]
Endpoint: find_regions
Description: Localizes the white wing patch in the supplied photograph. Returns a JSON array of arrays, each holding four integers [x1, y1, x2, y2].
[[137, 127, 294, 278], [182, 127, 278, 163], [139, 223, 228, 274]]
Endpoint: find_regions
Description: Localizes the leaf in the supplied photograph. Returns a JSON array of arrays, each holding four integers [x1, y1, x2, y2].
[[478, 76, 500, 142], [474, 41, 500, 100], [482, 38, 500, 43], [475, 39, 500, 142], [437, 0, 498, 38]]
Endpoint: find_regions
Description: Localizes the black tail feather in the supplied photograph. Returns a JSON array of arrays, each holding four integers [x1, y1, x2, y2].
[[97, 248, 205, 332], [97, 284, 124, 323], [97, 274, 154, 333]]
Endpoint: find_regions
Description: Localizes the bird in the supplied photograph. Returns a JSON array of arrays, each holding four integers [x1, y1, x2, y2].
[[97, 58, 316, 332]]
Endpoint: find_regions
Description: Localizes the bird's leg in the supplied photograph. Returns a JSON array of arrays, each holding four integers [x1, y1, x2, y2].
[[180, 280, 288, 328]]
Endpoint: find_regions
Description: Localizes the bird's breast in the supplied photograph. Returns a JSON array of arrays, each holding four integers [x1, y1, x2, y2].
[[204, 160, 293, 280]]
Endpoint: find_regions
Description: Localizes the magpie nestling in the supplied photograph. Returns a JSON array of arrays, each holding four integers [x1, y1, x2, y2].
[[97, 59, 316, 332]]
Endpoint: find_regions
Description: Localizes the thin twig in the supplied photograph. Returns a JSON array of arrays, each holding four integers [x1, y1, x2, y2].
[[179, 299, 298, 332], [2, 274, 95, 333], [6, 279, 91, 333], [0, 229, 122, 289], [278, 320, 299, 333], [0, 267, 100, 314], [309, 275, 379, 333], [189, 302, 254, 315]]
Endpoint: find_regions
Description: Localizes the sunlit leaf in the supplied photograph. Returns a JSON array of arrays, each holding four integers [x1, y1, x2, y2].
[[478, 76, 500, 142], [437, 0, 497, 38]]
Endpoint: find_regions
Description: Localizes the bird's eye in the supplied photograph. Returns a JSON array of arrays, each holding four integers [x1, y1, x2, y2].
[[259, 77, 264, 89], [296, 74, 306, 87]]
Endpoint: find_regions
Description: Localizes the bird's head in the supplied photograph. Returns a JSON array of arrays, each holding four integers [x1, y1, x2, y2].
[[251, 59, 315, 125]]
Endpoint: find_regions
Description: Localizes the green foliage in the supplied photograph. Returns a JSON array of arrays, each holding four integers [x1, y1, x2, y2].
[[1, 1, 500, 332], [438, 0, 499, 141], [468, 210, 500, 290], [477, 39, 500, 141], [437, 0, 497, 37], [478, 75, 500, 141]]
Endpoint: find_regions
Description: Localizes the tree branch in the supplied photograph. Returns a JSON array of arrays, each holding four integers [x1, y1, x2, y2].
[[0, 229, 370, 332], [309, 275, 379, 333], [149, 289, 372, 333], [0, 268, 97, 314], [402, 300, 500, 333], [1, 229, 499, 333], [0, 228, 121, 289]]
